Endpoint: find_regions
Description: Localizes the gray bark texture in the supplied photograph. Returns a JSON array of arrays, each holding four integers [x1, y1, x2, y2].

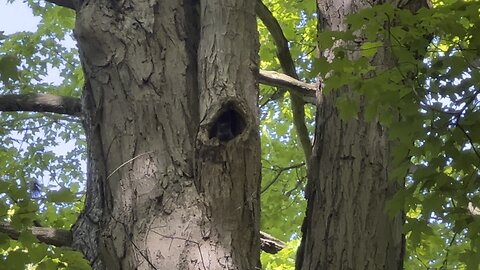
[[296, 1, 430, 269], [70, 0, 260, 269]]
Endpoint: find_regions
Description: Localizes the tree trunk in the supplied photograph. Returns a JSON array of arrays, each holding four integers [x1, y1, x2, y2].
[[70, 0, 260, 269], [296, 1, 429, 269]]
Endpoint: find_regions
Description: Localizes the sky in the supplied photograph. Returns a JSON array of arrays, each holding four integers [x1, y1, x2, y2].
[[0, 0, 40, 34], [0, 0, 69, 84]]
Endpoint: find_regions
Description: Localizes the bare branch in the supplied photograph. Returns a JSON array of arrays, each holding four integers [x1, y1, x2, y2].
[[44, 0, 76, 10], [259, 70, 316, 104], [0, 93, 82, 116], [261, 162, 306, 194], [0, 222, 72, 247], [260, 231, 286, 254], [0, 72, 313, 118]]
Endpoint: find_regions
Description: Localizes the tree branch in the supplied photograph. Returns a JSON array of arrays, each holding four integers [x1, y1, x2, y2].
[[0, 93, 82, 116], [259, 70, 316, 104], [0, 222, 72, 247], [256, 0, 313, 160], [0, 71, 313, 116], [261, 162, 306, 194], [44, 0, 76, 10], [260, 231, 286, 254], [0, 222, 284, 254]]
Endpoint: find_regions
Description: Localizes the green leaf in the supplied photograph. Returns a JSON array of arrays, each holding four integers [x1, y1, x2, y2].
[[5, 250, 29, 270], [46, 188, 77, 203], [360, 41, 382, 57], [0, 181, 10, 193], [0, 54, 20, 84], [58, 249, 91, 270], [0, 233, 11, 247], [37, 260, 59, 270], [28, 243, 49, 264], [18, 230, 39, 248], [336, 95, 359, 120]]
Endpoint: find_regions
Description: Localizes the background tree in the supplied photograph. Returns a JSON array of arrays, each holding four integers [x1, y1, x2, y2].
[[0, 0, 480, 269], [294, 0, 480, 269]]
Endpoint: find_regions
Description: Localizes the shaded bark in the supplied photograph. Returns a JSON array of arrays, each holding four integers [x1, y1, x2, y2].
[[296, 1, 430, 269], [71, 0, 260, 269]]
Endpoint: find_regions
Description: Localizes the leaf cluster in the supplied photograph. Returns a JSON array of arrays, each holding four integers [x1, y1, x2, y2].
[[0, 1, 87, 269]]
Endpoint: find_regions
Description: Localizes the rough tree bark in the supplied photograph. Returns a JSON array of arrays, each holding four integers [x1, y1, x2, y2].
[[296, 1, 430, 269], [70, 0, 260, 269]]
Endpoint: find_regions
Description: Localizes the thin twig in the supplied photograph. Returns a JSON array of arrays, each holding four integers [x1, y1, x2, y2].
[[106, 151, 154, 180]]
